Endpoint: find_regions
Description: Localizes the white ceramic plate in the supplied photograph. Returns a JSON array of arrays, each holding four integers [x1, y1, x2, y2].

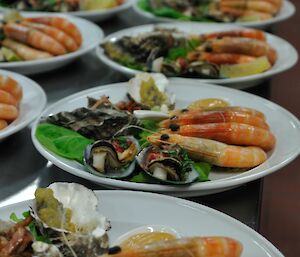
[[31, 80, 300, 197], [0, 0, 133, 22], [0, 13, 104, 75], [97, 23, 298, 89], [0, 69, 46, 140], [133, 0, 296, 30], [0, 190, 284, 257]]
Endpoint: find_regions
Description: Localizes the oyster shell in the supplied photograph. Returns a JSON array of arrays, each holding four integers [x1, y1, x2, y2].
[[128, 73, 175, 112], [84, 136, 139, 179], [136, 144, 199, 185], [47, 98, 138, 140], [32, 182, 110, 257]]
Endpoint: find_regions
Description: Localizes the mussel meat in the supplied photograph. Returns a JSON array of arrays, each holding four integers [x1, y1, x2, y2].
[[31, 182, 110, 257], [84, 136, 140, 178], [136, 144, 199, 184]]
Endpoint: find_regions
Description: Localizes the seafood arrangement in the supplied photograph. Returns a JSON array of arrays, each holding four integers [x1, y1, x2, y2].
[[0, 74, 22, 131], [0, 14, 82, 62], [0, 0, 125, 12], [101, 27, 277, 79], [0, 182, 243, 257], [137, 0, 283, 23], [35, 73, 276, 185]]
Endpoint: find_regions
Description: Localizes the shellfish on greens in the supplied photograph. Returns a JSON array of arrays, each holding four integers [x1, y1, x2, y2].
[[31, 182, 110, 257], [84, 136, 140, 179], [136, 144, 199, 185]]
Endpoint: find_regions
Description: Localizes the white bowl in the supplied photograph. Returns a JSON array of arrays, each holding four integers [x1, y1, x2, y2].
[[98, 23, 298, 89], [31, 80, 300, 197], [133, 0, 296, 30], [0, 0, 134, 22], [0, 190, 284, 257], [0, 69, 46, 140], [0, 13, 104, 75]]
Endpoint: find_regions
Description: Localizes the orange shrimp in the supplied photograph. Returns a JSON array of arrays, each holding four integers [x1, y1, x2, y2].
[[2, 39, 53, 61], [200, 37, 277, 65], [160, 110, 269, 129], [25, 17, 82, 46], [0, 103, 19, 121], [202, 29, 266, 41], [0, 89, 18, 106], [239, 10, 273, 20], [3, 23, 66, 56], [105, 237, 243, 257], [169, 106, 266, 120], [161, 122, 276, 151], [21, 21, 79, 52], [0, 120, 8, 130], [148, 133, 267, 168], [0, 75, 22, 103], [201, 52, 257, 64], [220, 0, 278, 14]]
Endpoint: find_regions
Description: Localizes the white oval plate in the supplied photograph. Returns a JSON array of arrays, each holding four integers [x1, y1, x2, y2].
[[0, 13, 104, 75], [98, 23, 298, 89], [133, 0, 296, 30], [0, 0, 134, 22], [0, 69, 46, 140], [0, 190, 284, 257], [31, 80, 300, 197]]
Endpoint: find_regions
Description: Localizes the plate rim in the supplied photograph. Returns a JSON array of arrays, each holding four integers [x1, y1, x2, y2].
[[132, 0, 296, 28], [31, 80, 300, 194], [97, 22, 298, 85], [0, 69, 47, 140], [0, 189, 284, 257], [0, 14, 104, 68]]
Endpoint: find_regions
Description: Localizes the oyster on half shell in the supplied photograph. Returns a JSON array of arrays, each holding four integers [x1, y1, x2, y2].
[[84, 136, 140, 179], [31, 182, 110, 257]]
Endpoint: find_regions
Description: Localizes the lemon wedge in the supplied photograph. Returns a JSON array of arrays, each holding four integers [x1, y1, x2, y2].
[[80, 0, 119, 10], [220, 56, 271, 78]]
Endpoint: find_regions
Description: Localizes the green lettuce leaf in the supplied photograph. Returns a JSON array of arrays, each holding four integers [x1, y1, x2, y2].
[[193, 162, 211, 182]]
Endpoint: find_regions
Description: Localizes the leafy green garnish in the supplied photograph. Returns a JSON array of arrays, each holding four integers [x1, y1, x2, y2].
[[138, 119, 159, 147], [35, 123, 94, 164], [130, 172, 157, 183], [166, 39, 201, 61], [115, 136, 130, 150], [119, 57, 145, 71], [10, 211, 51, 243], [193, 162, 211, 182]]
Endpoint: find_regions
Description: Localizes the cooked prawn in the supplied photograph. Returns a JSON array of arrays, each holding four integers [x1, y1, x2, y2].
[[0, 120, 8, 130], [200, 37, 277, 64], [2, 38, 53, 61], [25, 17, 82, 46], [105, 236, 243, 257], [160, 110, 269, 129], [3, 23, 66, 56], [21, 21, 79, 52], [201, 29, 266, 41], [220, 0, 278, 14], [0, 89, 18, 106], [169, 106, 266, 120], [201, 53, 257, 64], [0, 103, 19, 121], [149, 133, 266, 168], [0, 75, 22, 102], [161, 122, 276, 151], [239, 10, 273, 20]]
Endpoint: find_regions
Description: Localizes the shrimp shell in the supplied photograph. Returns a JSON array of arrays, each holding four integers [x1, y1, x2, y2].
[[0, 103, 19, 121], [161, 122, 276, 151], [105, 236, 243, 257], [3, 23, 67, 55], [0, 120, 8, 130], [0, 75, 22, 102], [0, 89, 18, 106], [148, 133, 267, 168], [160, 110, 269, 130], [25, 17, 82, 46], [202, 29, 266, 41], [201, 53, 257, 65], [21, 21, 79, 52]]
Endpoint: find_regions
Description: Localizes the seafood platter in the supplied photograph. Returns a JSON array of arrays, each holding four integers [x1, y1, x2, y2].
[[0, 12, 104, 74], [98, 23, 298, 89], [0, 69, 46, 140], [0, 182, 285, 256], [0, 0, 135, 22], [31, 73, 300, 196], [134, 0, 296, 29]]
